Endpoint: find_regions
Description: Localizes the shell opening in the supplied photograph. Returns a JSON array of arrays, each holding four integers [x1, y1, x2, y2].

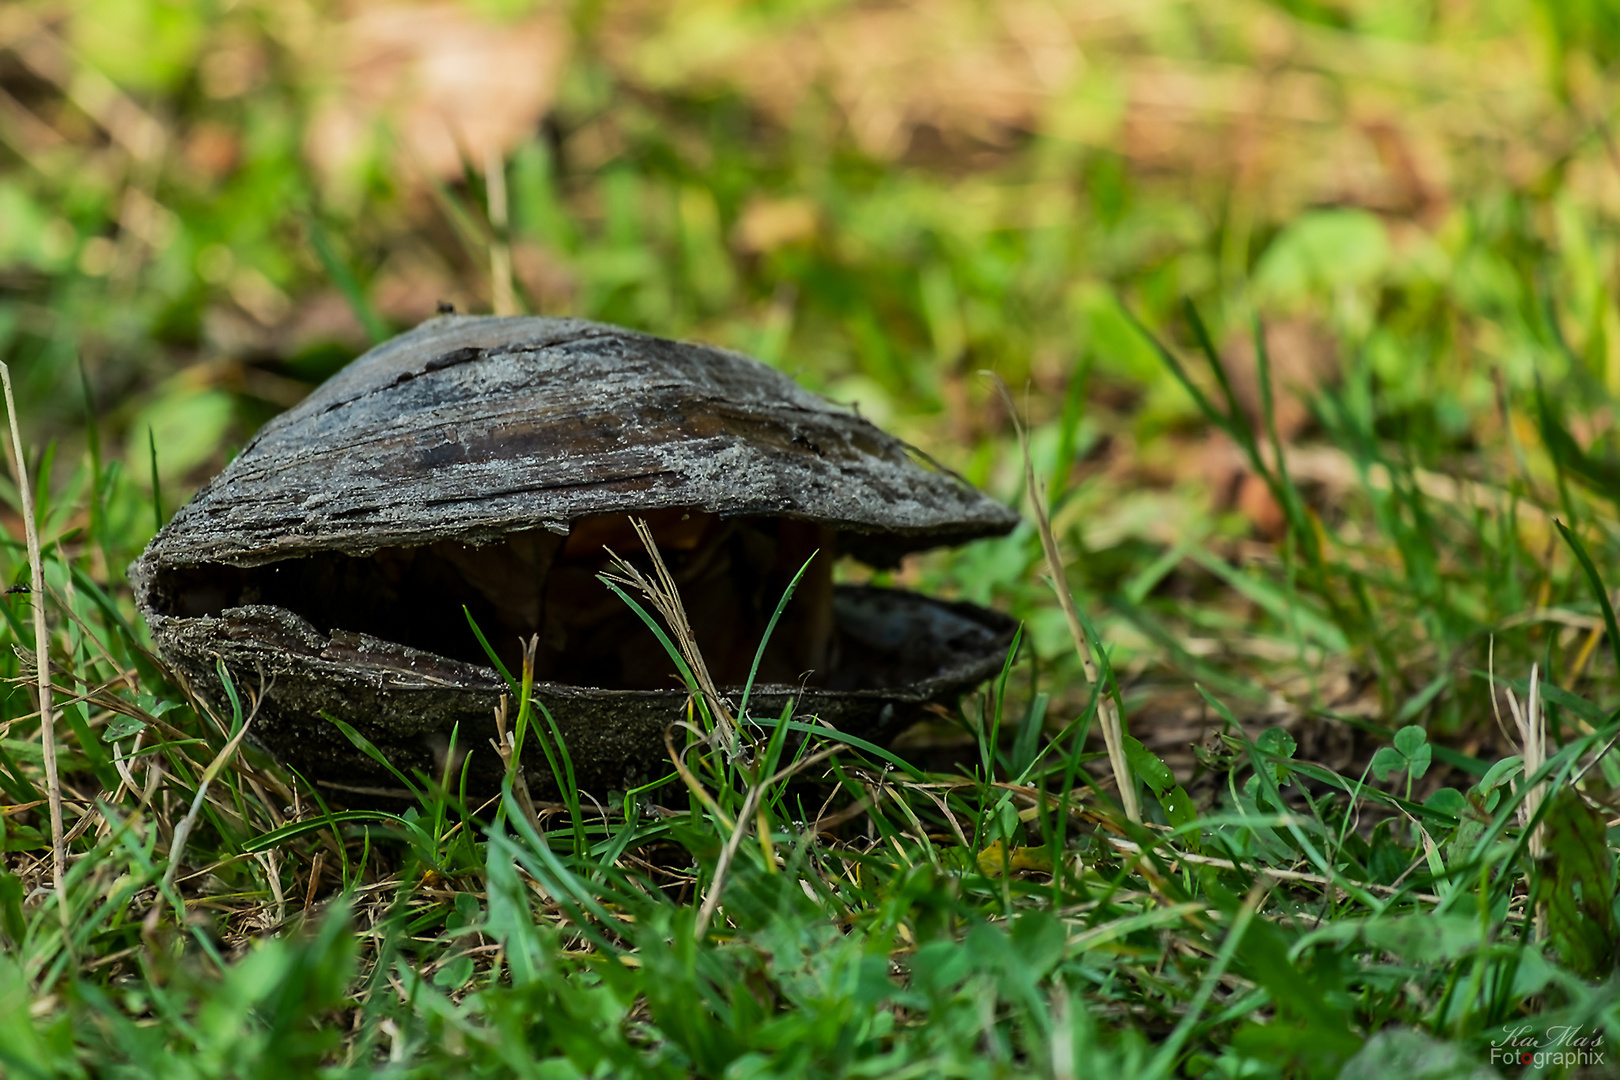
[[148, 509, 849, 689]]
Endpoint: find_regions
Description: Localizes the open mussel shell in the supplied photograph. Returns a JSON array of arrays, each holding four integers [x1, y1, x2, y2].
[[131, 315, 1020, 801]]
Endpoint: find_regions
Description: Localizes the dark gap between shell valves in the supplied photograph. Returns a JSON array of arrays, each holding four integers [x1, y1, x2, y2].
[[147, 506, 999, 694]]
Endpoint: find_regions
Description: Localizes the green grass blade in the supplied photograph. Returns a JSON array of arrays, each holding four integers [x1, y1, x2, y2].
[[737, 551, 817, 722], [305, 216, 389, 345], [322, 712, 426, 802], [146, 427, 162, 533], [1555, 518, 1620, 688]]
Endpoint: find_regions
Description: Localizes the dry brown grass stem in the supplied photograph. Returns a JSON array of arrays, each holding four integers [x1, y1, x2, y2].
[[603, 518, 740, 754], [992, 377, 1139, 823], [597, 517, 838, 935], [484, 144, 517, 316], [664, 723, 736, 831], [694, 743, 845, 938], [492, 688, 542, 830], [1499, 660, 1548, 940], [1491, 642, 1549, 940], [302, 851, 325, 920], [161, 684, 261, 892], [1495, 656, 1547, 861], [261, 848, 287, 928], [1102, 837, 1445, 905], [0, 361, 64, 888]]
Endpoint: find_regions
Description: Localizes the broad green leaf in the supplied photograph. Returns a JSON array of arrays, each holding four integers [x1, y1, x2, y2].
[[1370, 746, 1406, 782], [127, 388, 234, 485], [1477, 757, 1522, 794], [70, 0, 206, 91], [1256, 727, 1297, 759], [1393, 726, 1428, 757], [1254, 209, 1390, 305], [1362, 914, 1482, 963], [1161, 784, 1200, 839], [1338, 1028, 1494, 1080], [0, 872, 23, 947], [1543, 787, 1619, 978], [102, 714, 147, 742], [1123, 736, 1176, 796], [1423, 787, 1467, 818], [1008, 909, 1067, 978]]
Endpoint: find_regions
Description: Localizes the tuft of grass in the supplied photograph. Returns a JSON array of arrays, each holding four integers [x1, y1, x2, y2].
[[5, 2, 1620, 1077], [5, 338, 1620, 1075]]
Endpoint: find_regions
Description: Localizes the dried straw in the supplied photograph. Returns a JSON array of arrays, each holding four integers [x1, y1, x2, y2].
[[993, 376, 1139, 823], [0, 362, 66, 886]]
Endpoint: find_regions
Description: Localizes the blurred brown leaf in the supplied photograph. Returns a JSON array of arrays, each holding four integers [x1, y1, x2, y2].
[[1223, 316, 1339, 443], [510, 240, 576, 312], [182, 121, 240, 186], [602, 1, 1551, 225], [304, 1, 569, 183], [733, 196, 818, 255], [608, 0, 1075, 159], [370, 249, 476, 323], [1206, 317, 1339, 541]]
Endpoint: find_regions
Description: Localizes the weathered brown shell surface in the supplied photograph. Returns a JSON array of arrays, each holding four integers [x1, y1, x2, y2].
[[146, 315, 1014, 566], [132, 316, 1020, 800]]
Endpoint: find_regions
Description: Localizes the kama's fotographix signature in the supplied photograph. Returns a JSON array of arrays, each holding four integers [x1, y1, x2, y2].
[[1490, 1023, 1607, 1069]]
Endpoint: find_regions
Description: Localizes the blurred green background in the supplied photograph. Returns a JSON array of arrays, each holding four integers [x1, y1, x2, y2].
[[8, 0, 1612, 450], [5, 0, 1620, 738]]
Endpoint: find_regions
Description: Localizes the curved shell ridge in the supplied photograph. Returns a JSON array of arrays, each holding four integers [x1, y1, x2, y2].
[[140, 314, 1017, 568]]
